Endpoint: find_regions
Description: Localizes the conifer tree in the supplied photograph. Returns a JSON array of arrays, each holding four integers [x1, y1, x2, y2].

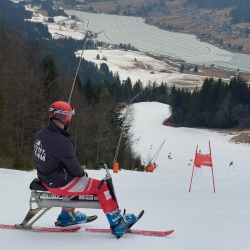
[[132, 80, 142, 102], [122, 77, 133, 102], [40, 55, 62, 125], [84, 77, 95, 101]]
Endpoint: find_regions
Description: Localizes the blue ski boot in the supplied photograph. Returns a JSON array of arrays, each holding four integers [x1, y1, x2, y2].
[[106, 208, 137, 238], [55, 209, 97, 227]]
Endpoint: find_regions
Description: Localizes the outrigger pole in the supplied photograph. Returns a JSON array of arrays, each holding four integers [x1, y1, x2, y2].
[[98, 163, 118, 205], [68, 30, 104, 104]]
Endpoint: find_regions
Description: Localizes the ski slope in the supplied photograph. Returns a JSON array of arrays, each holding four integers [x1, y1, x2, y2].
[[0, 102, 250, 250]]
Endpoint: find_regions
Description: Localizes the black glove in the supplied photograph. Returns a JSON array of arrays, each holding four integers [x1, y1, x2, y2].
[[81, 165, 88, 177]]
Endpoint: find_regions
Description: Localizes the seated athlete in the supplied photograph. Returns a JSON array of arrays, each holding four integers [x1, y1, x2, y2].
[[34, 101, 137, 238]]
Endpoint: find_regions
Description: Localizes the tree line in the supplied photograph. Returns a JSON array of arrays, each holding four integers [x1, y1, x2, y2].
[[0, 22, 147, 172], [3, 0, 249, 172], [0, 0, 170, 172], [168, 77, 250, 128]]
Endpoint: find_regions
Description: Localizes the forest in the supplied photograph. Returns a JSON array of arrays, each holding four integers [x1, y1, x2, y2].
[[0, 21, 149, 171], [0, 0, 115, 84], [0, 0, 170, 171], [168, 77, 250, 128], [0, 19, 170, 172]]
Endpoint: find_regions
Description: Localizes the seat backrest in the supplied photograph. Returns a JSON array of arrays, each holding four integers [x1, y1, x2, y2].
[[29, 178, 48, 191]]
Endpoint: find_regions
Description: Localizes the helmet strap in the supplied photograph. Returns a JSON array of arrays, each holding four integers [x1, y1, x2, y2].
[[64, 122, 70, 131], [51, 118, 66, 130]]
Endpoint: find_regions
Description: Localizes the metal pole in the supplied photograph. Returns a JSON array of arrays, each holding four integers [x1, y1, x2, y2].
[[113, 92, 141, 163], [209, 141, 216, 193], [99, 163, 119, 205], [189, 144, 198, 192], [149, 139, 166, 164]]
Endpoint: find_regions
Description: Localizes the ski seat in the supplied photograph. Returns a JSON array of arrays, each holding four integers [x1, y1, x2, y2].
[[28, 178, 101, 209], [29, 178, 48, 191]]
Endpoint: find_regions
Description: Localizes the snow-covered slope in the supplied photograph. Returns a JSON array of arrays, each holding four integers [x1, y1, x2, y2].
[[0, 102, 250, 250]]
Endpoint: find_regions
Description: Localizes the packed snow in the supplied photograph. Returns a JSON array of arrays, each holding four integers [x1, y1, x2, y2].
[[1, 102, 250, 250]]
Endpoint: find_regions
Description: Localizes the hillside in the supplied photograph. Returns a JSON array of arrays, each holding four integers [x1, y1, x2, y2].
[[65, 0, 250, 54]]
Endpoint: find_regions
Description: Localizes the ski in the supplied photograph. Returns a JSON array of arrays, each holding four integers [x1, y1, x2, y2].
[[0, 223, 174, 237], [0, 224, 81, 233], [85, 209, 174, 237], [85, 228, 174, 237]]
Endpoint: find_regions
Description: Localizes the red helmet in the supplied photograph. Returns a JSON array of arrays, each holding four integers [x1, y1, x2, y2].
[[48, 101, 75, 125]]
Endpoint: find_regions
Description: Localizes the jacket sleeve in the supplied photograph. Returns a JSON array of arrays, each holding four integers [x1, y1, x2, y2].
[[58, 140, 84, 177]]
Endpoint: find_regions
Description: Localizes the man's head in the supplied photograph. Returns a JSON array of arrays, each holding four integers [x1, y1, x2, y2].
[[48, 101, 75, 130]]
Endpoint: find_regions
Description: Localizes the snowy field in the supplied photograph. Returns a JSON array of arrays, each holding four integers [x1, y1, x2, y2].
[[67, 10, 250, 73], [1, 102, 250, 250], [23, 4, 221, 88], [79, 49, 208, 87], [24, 7, 86, 40]]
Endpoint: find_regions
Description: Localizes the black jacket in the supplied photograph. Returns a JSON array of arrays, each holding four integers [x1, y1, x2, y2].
[[34, 122, 84, 188]]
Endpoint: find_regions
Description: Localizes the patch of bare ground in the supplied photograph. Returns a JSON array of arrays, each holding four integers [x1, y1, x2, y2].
[[164, 121, 250, 145], [231, 132, 250, 144], [129, 53, 248, 90], [36, 9, 48, 16], [148, 50, 250, 84], [213, 128, 250, 144], [164, 58, 250, 83], [75, 0, 143, 13], [195, 66, 250, 82], [133, 61, 153, 70]]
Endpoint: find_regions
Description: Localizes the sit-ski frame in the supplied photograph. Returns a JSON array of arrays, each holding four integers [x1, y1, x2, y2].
[[16, 163, 118, 229]]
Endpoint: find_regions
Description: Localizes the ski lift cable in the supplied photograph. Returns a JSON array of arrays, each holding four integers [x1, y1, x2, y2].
[[68, 30, 104, 104]]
